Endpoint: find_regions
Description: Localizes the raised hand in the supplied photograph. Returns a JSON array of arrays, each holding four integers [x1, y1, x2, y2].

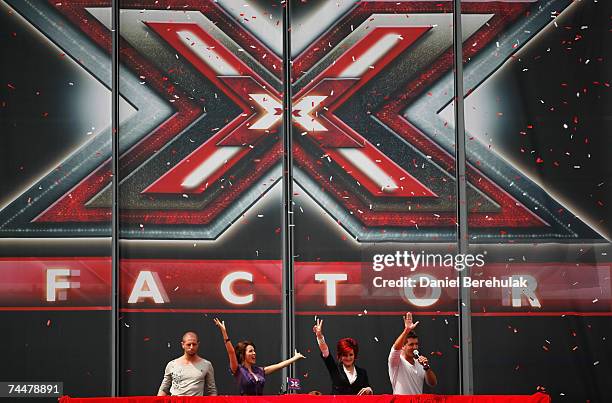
[[213, 318, 227, 334], [404, 312, 419, 331], [293, 350, 306, 360], [214, 317, 238, 374], [312, 318, 324, 338]]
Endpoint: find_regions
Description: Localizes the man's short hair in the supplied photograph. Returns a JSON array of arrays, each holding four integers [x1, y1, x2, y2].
[[403, 331, 418, 344], [182, 331, 199, 342]]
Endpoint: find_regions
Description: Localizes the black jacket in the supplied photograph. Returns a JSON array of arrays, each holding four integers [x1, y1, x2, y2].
[[321, 353, 370, 395]]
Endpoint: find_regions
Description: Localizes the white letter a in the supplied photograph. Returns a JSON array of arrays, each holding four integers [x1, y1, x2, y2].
[[128, 271, 168, 304]]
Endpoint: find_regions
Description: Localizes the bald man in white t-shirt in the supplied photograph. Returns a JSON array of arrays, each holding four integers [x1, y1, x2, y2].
[[158, 331, 217, 396], [388, 313, 437, 395]]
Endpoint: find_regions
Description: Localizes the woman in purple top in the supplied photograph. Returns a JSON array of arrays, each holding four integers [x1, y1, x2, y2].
[[214, 318, 305, 395]]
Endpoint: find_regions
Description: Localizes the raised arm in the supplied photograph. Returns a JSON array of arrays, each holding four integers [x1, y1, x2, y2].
[[313, 318, 329, 357], [214, 318, 239, 374], [264, 350, 305, 375], [392, 312, 419, 350]]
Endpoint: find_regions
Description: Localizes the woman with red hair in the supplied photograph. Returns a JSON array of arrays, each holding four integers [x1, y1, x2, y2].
[[313, 318, 373, 395]]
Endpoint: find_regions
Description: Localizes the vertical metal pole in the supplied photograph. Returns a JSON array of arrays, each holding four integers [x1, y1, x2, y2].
[[281, 0, 296, 393], [453, 0, 473, 395], [111, 0, 120, 397]]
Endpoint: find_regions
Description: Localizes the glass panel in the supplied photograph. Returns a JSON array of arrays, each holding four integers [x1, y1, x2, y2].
[[0, 0, 113, 396], [461, 0, 612, 400], [291, 0, 459, 395], [116, 0, 284, 395]]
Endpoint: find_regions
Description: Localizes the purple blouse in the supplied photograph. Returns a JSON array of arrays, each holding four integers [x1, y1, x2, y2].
[[234, 364, 265, 395]]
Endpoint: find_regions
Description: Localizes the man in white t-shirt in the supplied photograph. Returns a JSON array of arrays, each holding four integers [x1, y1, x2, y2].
[[388, 312, 437, 394], [158, 331, 217, 396]]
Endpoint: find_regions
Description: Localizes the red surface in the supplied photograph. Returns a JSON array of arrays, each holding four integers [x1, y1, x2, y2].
[[59, 393, 551, 403]]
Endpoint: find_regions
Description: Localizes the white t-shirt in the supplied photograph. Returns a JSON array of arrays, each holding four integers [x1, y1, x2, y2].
[[158, 357, 217, 396], [388, 348, 426, 395]]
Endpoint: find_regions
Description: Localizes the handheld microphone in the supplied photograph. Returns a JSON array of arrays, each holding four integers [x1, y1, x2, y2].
[[412, 349, 430, 370]]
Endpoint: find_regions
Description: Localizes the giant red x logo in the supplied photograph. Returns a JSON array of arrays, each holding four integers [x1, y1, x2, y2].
[[0, 0, 602, 242], [143, 22, 434, 198]]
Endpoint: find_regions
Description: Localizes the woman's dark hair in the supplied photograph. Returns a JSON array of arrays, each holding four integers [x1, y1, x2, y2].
[[336, 337, 359, 360], [235, 340, 256, 364]]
